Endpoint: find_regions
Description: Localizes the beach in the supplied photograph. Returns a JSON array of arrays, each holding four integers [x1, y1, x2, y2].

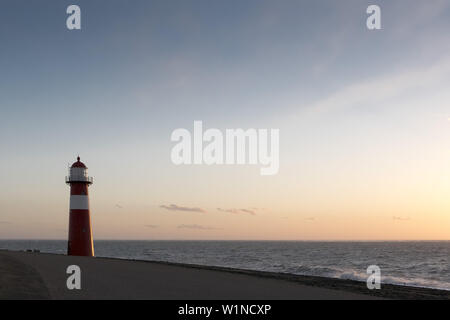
[[0, 250, 448, 300]]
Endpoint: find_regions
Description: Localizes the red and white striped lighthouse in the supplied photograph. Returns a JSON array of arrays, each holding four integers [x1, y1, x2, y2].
[[65, 156, 94, 256]]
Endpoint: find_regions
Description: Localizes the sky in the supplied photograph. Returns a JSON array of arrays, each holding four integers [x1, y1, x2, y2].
[[1, 0, 450, 240]]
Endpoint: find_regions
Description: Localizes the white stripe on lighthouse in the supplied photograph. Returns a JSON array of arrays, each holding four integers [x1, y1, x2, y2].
[[70, 195, 90, 210]]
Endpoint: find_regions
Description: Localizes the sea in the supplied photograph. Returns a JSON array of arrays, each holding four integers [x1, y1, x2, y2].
[[0, 240, 448, 291]]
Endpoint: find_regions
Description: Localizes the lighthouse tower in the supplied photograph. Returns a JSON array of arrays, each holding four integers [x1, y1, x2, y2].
[[65, 156, 94, 256]]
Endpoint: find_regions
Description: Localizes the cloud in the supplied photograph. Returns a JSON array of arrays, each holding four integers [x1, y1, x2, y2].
[[160, 204, 205, 213], [393, 216, 411, 221], [240, 209, 256, 215], [305, 217, 316, 221], [177, 224, 216, 230], [145, 225, 158, 228], [217, 208, 256, 216], [306, 57, 450, 115], [0, 221, 11, 225]]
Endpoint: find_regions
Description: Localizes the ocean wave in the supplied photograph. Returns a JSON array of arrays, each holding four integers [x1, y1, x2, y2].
[[283, 264, 450, 291]]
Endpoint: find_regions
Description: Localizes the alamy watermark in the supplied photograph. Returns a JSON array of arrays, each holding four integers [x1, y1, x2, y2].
[[65, 4, 380, 31], [66, 265, 81, 290], [66, 5, 81, 30], [366, 265, 381, 290], [170, 121, 279, 175], [366, 5, 381, 30]]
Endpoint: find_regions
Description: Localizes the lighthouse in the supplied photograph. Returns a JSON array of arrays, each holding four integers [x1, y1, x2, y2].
[[65, 156, 94, 256]]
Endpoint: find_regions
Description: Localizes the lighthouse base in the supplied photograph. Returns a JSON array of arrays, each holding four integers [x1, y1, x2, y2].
[[68, 210, 94, 256]]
